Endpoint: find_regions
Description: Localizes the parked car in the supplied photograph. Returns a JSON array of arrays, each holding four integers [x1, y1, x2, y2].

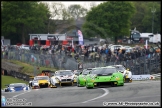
[[20, 45, 30, 50], [109, 45, 123, 53]]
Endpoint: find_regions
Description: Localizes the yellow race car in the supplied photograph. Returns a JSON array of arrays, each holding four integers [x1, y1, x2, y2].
[[31, 76, 50, 89]]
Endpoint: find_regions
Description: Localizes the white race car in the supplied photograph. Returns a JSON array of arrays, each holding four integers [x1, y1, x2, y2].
[[111, 65, 132, 83], [50, 70, 77, 87]]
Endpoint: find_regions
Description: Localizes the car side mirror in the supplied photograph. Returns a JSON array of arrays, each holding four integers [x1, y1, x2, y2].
[[80, 72, 82, 75]]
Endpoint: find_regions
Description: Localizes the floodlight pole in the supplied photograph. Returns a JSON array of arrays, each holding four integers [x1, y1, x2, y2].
[[151, 4, 156, 34]]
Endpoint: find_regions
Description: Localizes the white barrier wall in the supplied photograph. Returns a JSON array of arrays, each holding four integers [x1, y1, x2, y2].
[[132, 75, 153, 80]]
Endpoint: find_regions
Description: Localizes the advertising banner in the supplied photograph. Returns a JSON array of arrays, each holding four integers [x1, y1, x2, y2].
[[78, 30, 84, 45], [132, 75, 150, 80]]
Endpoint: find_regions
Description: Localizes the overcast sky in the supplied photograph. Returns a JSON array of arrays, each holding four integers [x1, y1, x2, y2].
[[44, 1, 104, 10]]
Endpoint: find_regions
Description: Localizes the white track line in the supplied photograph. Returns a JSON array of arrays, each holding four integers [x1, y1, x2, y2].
[[87, 95, 161, 103], [12, 90, 31, 98], [82, 88, 109, 103]]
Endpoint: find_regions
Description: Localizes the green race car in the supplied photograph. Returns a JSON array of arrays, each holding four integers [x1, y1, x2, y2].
[[85, 66, 124, 89], [77, 68, 93, 87]]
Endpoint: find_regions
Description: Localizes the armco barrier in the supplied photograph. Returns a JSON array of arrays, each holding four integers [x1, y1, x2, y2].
[[6, 71, 30, 81]]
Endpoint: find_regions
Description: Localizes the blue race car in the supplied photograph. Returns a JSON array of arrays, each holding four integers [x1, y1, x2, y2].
[[4, 83, 30, 92]]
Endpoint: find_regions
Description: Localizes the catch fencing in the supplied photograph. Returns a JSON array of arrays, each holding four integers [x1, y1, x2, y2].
[[2, 49, 79, 70], [1, 49, 161, 81], [81, 54, 161, 75]]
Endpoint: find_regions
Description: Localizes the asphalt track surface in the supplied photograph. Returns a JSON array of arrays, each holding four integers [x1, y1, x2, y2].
[[2, 80, 161, 107]]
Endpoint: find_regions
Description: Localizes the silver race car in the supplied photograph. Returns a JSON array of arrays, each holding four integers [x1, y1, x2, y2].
[[50, 70, 77, 87]]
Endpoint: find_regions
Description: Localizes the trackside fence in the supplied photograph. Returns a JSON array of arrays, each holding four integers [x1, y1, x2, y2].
[[1, 49, 161, 81]]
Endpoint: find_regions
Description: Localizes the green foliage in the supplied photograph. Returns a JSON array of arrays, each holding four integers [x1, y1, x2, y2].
[[1, 1, 50, 44], [82, 1, 136, 41], [131, 2, 161, 33], [1, 76, 28, 89], [68, 4, 88, 19], [7, 59, 58, 75]]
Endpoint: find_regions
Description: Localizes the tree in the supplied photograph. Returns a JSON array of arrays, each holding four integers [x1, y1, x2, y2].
[[68, 4, 88, 19], [82, 1, 136, 44], [130, 2, 161, 34], [49, 2, 74, 34], [1, 1, 50, 44]]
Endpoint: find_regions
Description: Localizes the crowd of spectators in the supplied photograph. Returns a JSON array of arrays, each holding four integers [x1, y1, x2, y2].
[[2, 42, 161, 64], [45, 42, 161, 63]]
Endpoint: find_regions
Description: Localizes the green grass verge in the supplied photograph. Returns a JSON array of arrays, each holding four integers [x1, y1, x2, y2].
[[1, 75, 28, 89], [2, 59, 58, 76]]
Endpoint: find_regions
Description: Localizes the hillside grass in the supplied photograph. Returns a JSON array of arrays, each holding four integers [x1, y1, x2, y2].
[[1, 75, 28, 89], [2, 59, 58, 76]]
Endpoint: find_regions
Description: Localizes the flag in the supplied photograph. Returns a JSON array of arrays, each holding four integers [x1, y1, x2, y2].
[[72, 38, 74, 48], [146, 40, 147, 49], [1, 39, 4, 46], [78, 30, 84, 45]]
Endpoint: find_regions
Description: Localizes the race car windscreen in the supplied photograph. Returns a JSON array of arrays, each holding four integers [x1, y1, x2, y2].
[[34, 76, 49, 80], [83, 70, 91, 75], [115, 66, 125, 72], [9, 83, 26, 87], [55, 71, 73, 76], [91, 68, 117, 76]]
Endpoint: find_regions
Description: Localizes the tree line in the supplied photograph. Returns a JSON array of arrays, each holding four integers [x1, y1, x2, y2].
[[1, 1, 161, 44]]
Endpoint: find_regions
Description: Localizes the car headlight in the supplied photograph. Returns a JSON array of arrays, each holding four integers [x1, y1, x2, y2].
[[90, 74, 97, 79], [33, 83, 38, 85], [23, 87, 26, 91], [55, 77, 60, 81]]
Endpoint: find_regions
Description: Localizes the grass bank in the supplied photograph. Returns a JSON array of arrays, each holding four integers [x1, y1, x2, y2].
[[2, 59, 58, 76], [1, 75, 28, 89]]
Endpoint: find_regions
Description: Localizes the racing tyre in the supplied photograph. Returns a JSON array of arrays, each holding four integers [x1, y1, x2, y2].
[[73, 82, 77, 86], [77, 83, 80, 87], [5, 89, 8, 92], [77, 80, 80, 87], [86, 86, 93, 89], [111, 82, 117, 87], [121, 83, 124, 86], [125, 78, 130, 83]]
